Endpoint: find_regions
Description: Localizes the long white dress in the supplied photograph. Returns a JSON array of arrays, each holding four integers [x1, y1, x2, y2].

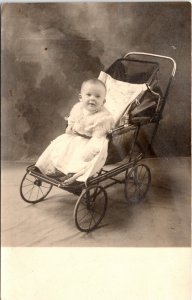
[[35, 102, 114, 182]]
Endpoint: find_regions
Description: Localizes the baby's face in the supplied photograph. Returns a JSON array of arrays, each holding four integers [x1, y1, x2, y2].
[[80, 82, 106, 113]]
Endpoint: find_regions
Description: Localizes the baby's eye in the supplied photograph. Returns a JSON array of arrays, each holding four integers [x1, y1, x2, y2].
[[87, 93, 91, 96], [96, 95, 100, 98]]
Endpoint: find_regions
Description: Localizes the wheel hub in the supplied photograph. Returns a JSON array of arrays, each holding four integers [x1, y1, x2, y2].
[[34, 179, 42, 186]]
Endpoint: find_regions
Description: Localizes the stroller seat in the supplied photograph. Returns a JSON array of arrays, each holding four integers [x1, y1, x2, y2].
[[99, 71, 148, 125]]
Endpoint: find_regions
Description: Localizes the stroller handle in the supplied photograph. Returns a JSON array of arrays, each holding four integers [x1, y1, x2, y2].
[[123, 52, 176, 77]]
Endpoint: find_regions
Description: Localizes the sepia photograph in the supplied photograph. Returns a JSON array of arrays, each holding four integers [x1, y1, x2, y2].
[[1, 2, 191, 248], [1, 3, 191, 300]]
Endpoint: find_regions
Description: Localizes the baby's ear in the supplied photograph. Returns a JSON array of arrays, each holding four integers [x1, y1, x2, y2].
[[79, 94, 82, 101], [103, 99, 106, 104]]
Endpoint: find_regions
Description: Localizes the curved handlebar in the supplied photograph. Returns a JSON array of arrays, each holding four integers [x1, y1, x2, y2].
[[123, 52, 176, 77]]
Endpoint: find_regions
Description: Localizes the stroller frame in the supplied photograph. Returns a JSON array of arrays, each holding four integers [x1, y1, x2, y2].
[[20, 52, 176, 232]]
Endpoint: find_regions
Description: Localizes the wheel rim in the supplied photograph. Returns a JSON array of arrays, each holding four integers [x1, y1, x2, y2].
[[125, 164, 151, 204], [74, 186, 108, 232], [20, 172, 52, 203]]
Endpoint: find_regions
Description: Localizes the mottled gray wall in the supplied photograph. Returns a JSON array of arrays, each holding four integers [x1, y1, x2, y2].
[[1, 2, 191, 160]]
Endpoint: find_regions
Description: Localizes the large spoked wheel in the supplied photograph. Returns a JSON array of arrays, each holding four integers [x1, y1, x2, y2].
[[74, 185, 108, 232], [20, 172, 53, 204], [125, 164, 151, 205]]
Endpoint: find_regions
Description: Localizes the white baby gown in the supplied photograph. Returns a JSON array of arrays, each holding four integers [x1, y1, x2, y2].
[[35, 102, 114, 182]]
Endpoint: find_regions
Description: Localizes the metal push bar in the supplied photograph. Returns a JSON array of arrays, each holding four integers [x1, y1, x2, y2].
[[123, 52, 176, 77]]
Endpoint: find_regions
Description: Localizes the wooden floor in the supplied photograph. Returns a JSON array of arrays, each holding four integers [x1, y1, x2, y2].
[[1, 157, 191, 247]]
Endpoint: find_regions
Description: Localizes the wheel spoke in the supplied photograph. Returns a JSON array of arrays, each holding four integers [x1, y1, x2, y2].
[[39, 186, 45, 196], [41, 184, 51, 188], [78, 210, 92, 223], [138, 166, 143, 179], [91, 212, 98, 224], [28, 186, 35, 200], [139, 182, 148, 194], [135, 182, 146, 195], [92, 209, 103, 217], [77, 206, 88, 213], [89, 210, 99, 229], [88, 212, 94, 230], [25, 177, 35, 184], [23, 183, 34, 188], [129, 183, 137, 193], [141, 178, 148, 186], [36, 187, 40, 200], [126, 182, 137, 196], [24, 186, 34, 197], [140, 169, 147, 182]]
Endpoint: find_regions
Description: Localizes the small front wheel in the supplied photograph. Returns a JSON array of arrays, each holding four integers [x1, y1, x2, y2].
[[124, 164, 151, 205], [20, 172, 53, 203], [74, 185, 108, 232]]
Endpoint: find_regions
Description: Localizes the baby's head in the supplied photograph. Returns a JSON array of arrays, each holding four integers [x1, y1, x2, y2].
[[79, 79, 106, 113]]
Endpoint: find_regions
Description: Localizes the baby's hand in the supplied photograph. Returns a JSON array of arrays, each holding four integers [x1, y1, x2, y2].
[[82, 152, 95, 162], [65, 125, 73, 134], [82, 150, 99, 162]]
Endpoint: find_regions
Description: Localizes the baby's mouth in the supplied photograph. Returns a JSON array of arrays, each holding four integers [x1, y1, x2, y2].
[[88, 102, 96, 107]]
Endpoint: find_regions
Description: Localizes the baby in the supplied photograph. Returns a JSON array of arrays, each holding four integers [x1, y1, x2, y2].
[[34, 79, 114, 184]]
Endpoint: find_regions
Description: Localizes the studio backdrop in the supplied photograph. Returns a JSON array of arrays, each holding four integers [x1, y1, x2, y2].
[[1, 2, 191, 161]]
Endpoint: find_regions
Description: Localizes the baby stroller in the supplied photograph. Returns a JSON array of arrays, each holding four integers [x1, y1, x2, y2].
[[20, 52, 176, 232]]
